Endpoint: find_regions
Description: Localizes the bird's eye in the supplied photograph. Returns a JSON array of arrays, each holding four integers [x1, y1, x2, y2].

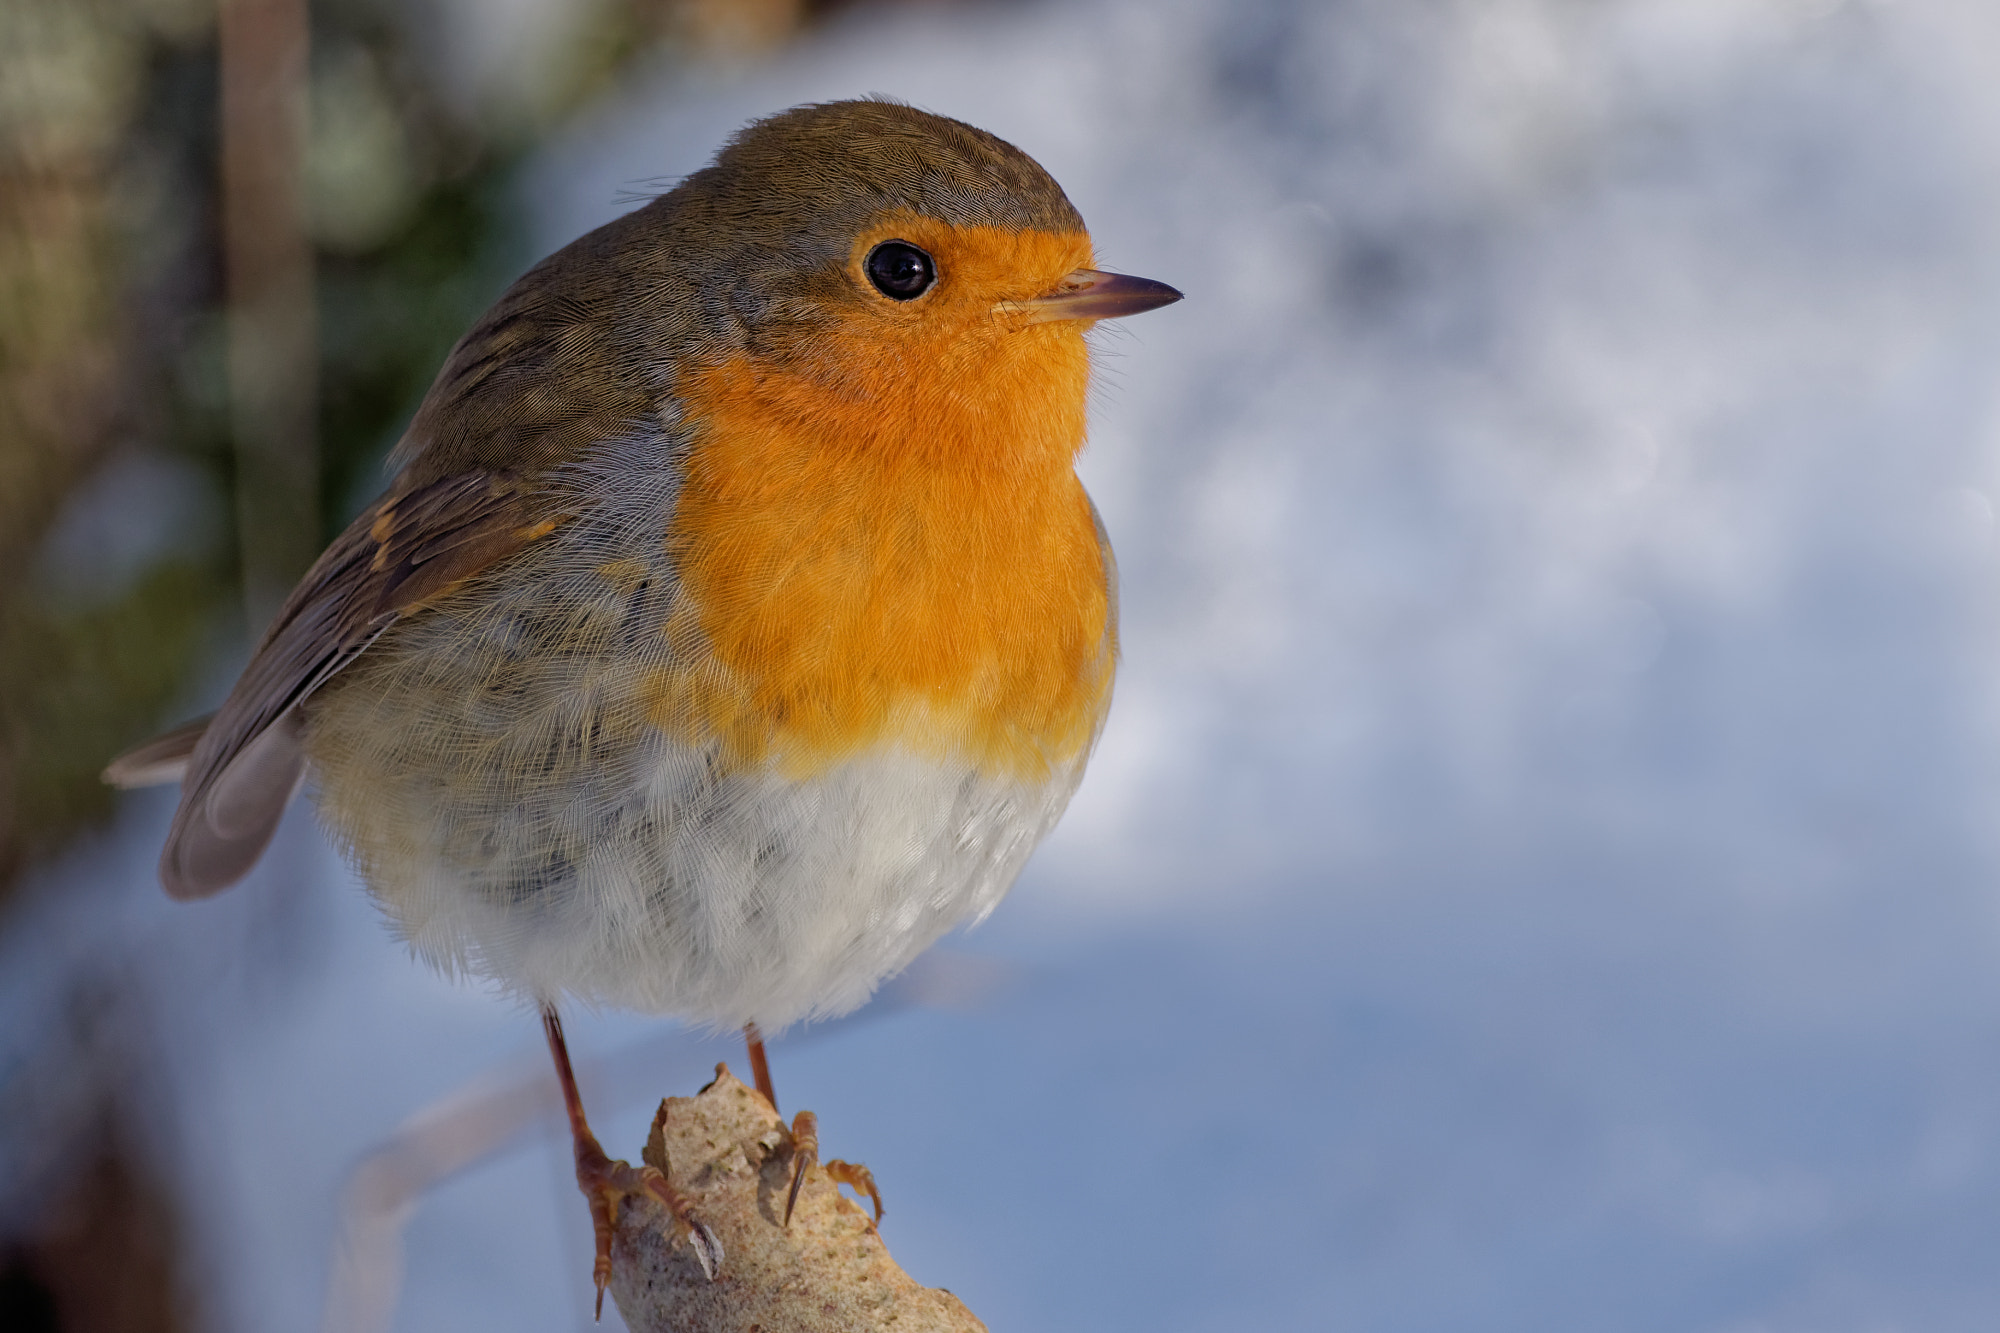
[[865, 241, 936, 300]]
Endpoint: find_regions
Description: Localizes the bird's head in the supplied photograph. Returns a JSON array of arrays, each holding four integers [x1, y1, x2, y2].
[[661, 99, 1181, 464]]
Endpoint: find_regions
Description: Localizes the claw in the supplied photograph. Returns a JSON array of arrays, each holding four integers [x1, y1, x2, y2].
[[823, 1158, 883, 1223], [634, 1159, 723, 1279], [572, 1143, 649, 1317], [785, 1109, 818, 1228], [784, 1110, 883, 1226], [684, 1215, 725, 1279]]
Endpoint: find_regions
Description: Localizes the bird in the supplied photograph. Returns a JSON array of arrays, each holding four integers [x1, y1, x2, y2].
[[107, 97, 1180, 1311]]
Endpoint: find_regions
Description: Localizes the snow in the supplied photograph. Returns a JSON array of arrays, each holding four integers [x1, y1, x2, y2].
[[15, 0, 2000, 1328]]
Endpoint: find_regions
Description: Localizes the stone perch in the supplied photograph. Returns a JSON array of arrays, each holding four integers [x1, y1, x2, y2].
[[608, 1066, 986, 1332]]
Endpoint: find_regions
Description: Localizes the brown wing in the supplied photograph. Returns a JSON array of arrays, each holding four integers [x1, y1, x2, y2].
[[143, 470, 564, 900]]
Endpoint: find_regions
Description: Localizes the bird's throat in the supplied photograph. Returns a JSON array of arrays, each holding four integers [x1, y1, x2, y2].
[[655, 333, 1114, 781]]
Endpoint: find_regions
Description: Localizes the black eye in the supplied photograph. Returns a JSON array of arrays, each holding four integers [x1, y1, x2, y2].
[[865, 241, 936, 300]]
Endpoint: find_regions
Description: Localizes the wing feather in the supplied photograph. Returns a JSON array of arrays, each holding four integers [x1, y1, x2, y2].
[[137, 470, 564, 899]]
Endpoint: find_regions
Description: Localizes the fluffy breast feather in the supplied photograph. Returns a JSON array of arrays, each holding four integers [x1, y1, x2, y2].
[[302, 423, 1113, 1027]]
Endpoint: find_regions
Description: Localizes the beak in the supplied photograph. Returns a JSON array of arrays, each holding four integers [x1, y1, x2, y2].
[[997, 269, 1184, 324]]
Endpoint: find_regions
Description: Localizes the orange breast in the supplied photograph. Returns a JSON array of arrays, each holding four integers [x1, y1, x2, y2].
[[650, 229, 1114, 781]]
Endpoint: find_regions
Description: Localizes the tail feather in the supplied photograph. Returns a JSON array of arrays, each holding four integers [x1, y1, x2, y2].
[[105, 710, 308, 899], [159, 711, 307, 900], [103, 716, 214, 789]]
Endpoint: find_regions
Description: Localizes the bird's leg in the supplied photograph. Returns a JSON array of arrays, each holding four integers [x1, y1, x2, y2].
[[744, 1022, 804, 1224], [542, 1006, 719, 1316], [742, 1022, 884, 1229], [744, 1022, 777, 1110]]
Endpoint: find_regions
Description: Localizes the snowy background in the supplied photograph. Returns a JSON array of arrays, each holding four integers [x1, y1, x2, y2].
[[15, 0, 2000, 1328]]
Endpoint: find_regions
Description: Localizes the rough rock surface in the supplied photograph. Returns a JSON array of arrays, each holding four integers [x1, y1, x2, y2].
[[609, 1065, 986, 1333]]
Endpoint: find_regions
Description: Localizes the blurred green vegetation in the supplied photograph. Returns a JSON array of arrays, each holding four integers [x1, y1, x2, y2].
[[0, 0, 835, 902], [1, 6, 509, 903], [0, 0, 538, 897]]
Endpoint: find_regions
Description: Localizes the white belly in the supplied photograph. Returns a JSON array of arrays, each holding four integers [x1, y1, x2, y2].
[[314, 722, 1078, 1029]]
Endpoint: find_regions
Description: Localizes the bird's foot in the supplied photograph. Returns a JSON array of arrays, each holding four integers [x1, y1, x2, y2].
[[573, 1132, 721, 1316], [784, 1108, 882, 1227], [545, 1006, 719, 1317]]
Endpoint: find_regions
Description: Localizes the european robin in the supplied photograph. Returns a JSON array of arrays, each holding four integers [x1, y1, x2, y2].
[[108, 98, 1179, 1307]]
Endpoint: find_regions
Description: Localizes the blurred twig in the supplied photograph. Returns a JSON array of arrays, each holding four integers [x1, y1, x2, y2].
[[220, 0, 318, 625]]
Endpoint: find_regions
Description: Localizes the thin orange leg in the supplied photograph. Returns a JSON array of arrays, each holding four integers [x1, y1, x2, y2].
[[744, 1022, 776, 1110], [740, 1023, 883, 1229], [542, 1006, 720, 1316]]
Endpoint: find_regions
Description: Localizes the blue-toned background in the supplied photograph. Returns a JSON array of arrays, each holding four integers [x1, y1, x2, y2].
[[11, 1, 2000, 1329]]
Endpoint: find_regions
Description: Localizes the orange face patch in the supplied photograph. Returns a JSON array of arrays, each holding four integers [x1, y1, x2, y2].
[[649, 221, 1116, 780]]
